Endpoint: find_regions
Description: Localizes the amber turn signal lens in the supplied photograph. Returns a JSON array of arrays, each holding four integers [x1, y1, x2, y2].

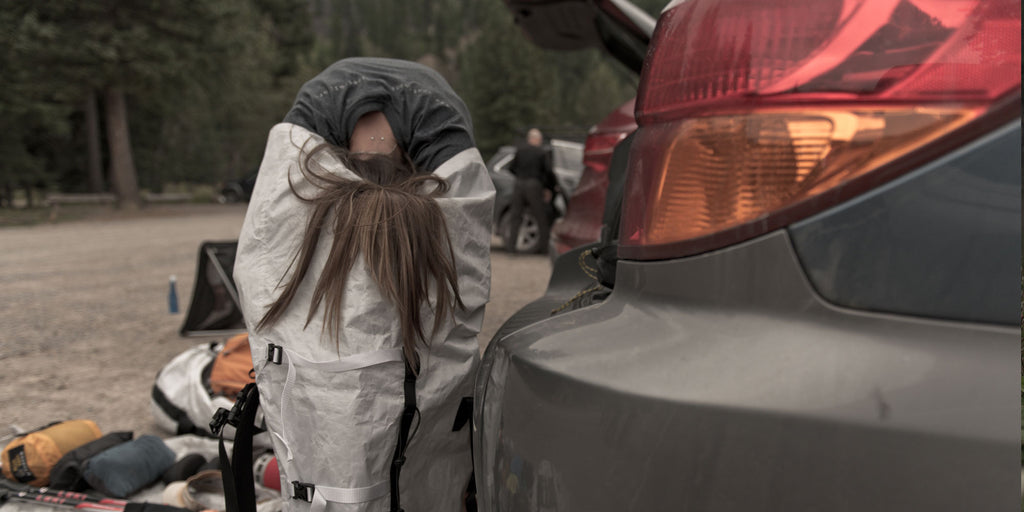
[[621, 107, 978, 254]]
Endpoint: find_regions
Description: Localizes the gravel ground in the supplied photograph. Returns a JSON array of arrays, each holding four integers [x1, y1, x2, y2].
[[0, 204, 550, 437]]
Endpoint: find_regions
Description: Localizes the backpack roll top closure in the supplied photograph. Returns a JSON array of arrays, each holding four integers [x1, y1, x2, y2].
[[262, 343, 405, 510]]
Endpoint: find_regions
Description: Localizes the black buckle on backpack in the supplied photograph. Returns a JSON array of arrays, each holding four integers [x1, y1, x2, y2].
[[227, 384, 257, 426], [211, 383, 260, 437], [210, 407, 230, 435], [291, 481, 314, 502], [267, 344, 283, 365]]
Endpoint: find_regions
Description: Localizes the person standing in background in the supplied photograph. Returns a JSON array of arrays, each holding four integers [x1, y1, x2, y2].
[[506, 128, 559, 254]]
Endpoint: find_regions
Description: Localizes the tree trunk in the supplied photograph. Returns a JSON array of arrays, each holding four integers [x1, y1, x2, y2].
[[84, 92, 105, 193], [104, 85, 140, 210], [23, 182, 33, 208]]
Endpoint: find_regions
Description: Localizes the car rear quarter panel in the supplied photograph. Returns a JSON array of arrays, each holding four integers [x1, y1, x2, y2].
[[475, 231, 1018, 511], [789, 120, 1021, 326]]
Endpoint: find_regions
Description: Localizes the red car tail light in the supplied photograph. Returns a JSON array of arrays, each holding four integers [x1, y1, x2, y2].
[[619, 0, 1021, 260]]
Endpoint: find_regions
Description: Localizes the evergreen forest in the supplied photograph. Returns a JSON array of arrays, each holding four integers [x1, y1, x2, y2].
[[0, 0, 665, 208]]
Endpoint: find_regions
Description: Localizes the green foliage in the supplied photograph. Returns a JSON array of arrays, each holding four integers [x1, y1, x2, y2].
[[0, 5, 74, 195], [1, 0, 666, 197], [457, 2, 638, 156], [307, 0, 645, 156], [1, 0, 316, 197], [458, 5, 554, 154], [129, 0, 291, 187]]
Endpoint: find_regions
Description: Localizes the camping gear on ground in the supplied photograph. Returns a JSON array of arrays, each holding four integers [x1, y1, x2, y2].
[[160, 481, 189, 509], [151, 343, 233, 438], [232, 58, 492, 512], [161, 468, 278, 512], [1, 436, 284, 512], [181, 470, 224, 512], [82, 436, 176, 499], [49, 432, 134, 491], [1, 434, 280, 512], [179, 241, 245, 337], [207, 335, 254, 398], [250, 454, 278, 493], [0, 479, 192, 512], [0, 425, 25, 450], [150, 341, 257, 440], [0, 479, 126, 511], [161, 455, 207, 486], [2, 421, 103, 487], [168, 276, 180, 315]]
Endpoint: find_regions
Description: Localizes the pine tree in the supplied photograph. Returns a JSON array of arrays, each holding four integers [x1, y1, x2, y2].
[[11, 1, 308, 208]]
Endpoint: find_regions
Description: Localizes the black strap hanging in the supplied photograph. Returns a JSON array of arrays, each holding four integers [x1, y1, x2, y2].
[[212, 383, 260, 512], [215, 353, 418, 512], [388, 358, 418, 512], [451, 397, 475, 511]]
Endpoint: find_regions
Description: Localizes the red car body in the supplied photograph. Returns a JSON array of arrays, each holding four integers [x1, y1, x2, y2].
[[549, 98, 636, 256]]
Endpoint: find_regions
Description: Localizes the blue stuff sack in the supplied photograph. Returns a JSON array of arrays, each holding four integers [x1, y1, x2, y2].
[[50, 431, 134, 490], [83, 435, 176, 498]]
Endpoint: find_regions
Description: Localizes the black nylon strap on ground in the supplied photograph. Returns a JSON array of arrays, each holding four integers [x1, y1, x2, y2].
[[151, 386, 204, 437], [389, 359, 417, 512]]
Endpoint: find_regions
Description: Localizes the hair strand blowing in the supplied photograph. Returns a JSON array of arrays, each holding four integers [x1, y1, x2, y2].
[[256, 144, 464, 372]]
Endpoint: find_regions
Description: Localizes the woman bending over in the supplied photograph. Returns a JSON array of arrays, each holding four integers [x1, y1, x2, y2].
[[234, 58, 494, 512]]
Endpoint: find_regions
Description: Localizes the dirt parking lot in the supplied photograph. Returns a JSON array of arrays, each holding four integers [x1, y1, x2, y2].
[[0, 204, 550, 437]]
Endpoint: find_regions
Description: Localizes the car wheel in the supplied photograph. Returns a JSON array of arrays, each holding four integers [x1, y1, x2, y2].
[[219, 190, 239, 204], [500, 210, 543, 254]]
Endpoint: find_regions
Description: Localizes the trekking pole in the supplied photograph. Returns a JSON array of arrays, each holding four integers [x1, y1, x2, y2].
[[0, 480, 128, 508], [0, 480, 196, 512], [0, 487, 122, 511], [43, 490, 127, 507]]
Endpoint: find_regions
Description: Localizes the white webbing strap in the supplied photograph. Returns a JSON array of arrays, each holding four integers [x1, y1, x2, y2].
[[271, 345, 405, 462], [271, 431, 292, 462], [300, 481, 390, 512]]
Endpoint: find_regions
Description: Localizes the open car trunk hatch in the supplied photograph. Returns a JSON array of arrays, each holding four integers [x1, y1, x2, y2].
[[505, 0, 656, 73]]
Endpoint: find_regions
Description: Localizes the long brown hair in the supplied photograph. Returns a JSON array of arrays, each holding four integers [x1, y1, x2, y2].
[[256, 141, 464, 369]]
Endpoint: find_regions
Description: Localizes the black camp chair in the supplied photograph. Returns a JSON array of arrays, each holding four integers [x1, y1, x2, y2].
[[180, 241, 245, 337]]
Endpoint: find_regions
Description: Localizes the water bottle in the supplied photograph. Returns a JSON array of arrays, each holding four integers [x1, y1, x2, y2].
[[168, 275, 179, 314]]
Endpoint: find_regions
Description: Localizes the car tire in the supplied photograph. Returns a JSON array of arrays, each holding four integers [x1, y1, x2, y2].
[[500, 210, 545, 254]]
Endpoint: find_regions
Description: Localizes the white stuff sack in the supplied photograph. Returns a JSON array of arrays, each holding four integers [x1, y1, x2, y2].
[[151, 342, 269, 448], [150, 342, 236, 438]]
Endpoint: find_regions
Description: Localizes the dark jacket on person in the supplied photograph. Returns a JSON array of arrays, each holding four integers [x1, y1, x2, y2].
[[509, 144, 556, 191]]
